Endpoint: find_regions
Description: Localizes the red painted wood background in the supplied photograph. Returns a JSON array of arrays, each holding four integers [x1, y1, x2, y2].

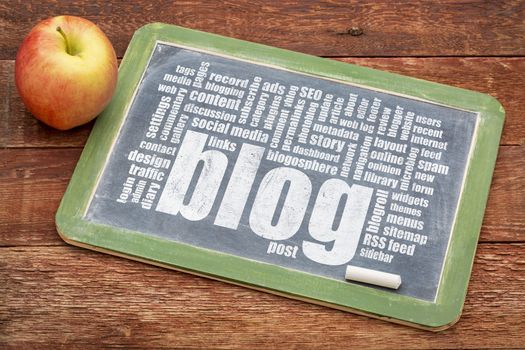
[[1, 1, 524, 348]]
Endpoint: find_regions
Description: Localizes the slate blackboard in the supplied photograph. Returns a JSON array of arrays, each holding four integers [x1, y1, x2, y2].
[[86, 42, 476, 301], [57, 24, 504, 330]]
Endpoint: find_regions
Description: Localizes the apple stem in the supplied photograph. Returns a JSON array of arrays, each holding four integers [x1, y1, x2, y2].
[[56, 26, 73, 55]]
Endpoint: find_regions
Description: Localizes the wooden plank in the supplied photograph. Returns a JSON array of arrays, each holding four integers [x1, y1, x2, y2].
[[0, 149, 79, 246], [0, 146, 523, 246], [483, 145, 525, 241], [1, 57, 523, 148], [1, 1, 524, 59], [0, 244, 524, 348]]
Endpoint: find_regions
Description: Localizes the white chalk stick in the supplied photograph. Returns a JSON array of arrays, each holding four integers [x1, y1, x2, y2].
[[345, 265, 402, 289]]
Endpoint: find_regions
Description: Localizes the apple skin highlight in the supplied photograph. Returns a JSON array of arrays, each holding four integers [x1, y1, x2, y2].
[[15, 16, 118, 130]]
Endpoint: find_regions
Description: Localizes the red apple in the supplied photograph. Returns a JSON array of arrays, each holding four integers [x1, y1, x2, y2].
[[15, 15, 118, 130]]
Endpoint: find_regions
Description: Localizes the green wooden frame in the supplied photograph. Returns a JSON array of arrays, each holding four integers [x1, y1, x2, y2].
[[56, 23, 504, 330]]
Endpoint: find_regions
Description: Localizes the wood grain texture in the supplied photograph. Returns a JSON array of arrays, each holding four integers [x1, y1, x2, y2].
[[1, 57, 523, 148], [1, 2, 524, 346], [0, 146, 523, 246], [0, 244, 524, 349], [1, 0, 525, 59], [0, 149, 80, 247]]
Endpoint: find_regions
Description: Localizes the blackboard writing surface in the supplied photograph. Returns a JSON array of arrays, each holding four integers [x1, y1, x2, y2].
[[86, 42, 476, 301], [56, 23, 504, 330]]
